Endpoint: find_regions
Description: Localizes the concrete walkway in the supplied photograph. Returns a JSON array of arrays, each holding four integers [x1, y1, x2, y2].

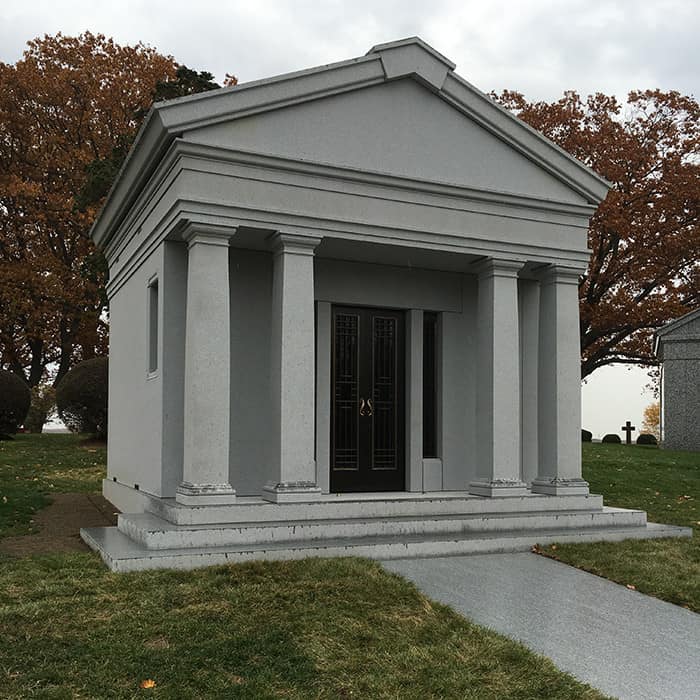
[[383, 553, 700, 700]]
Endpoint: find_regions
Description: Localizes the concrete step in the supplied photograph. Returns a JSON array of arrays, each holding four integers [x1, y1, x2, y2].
[[119, 507, 647, 550], [81, 521, 692, 573], [146, 492, 605, 525]]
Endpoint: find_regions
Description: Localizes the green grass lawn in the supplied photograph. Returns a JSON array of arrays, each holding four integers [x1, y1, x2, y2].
[[0, 435, 696, 697], [0, 433, 106, 538], [544, 443, 700, 612], [0, 555, 607, 699], [0, 434, 607, 698]]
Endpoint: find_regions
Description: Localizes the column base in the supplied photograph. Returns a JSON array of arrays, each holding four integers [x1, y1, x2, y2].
[[530, 477, 590, 496], [176, 482, 237, 506], [262, 481, 322, 503], [469, 479, 529, 497]]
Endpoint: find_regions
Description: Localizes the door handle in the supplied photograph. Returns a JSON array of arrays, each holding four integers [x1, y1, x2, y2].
[[359, 398, 367, 416], [367, 399, 373, 417]]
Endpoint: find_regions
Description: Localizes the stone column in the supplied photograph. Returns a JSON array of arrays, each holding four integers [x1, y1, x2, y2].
[[531, 265, 589, 495], [469, 259, 528, 497], [263, 233, 323, 503], [176, 229, 236, 505]]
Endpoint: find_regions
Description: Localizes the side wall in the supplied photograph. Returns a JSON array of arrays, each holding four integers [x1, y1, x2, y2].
[[663, 347, 700, 452], [107, 245, 164, 496]]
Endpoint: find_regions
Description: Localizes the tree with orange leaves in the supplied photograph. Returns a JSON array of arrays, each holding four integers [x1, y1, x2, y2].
[[493, 90, 700, 378], [641, 402, 660, 440], [0, 33, 227, 390]]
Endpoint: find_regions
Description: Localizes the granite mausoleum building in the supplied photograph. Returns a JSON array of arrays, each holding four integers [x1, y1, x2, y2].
[[82, 38, 690, 570], [655, 308, 700, 452]]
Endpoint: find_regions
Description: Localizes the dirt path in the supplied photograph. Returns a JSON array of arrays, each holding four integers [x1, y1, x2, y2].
[[0, 493, 118, 556]]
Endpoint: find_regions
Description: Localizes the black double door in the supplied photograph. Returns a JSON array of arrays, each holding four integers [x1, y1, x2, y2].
[[330, 306, 405, 492]]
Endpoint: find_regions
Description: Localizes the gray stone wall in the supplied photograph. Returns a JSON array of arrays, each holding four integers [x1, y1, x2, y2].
[[663, 354, 700, 452], [658, 313, 700, 452]]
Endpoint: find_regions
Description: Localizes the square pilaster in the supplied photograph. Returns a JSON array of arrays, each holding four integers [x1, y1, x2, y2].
[[531, 265, 589, 496]]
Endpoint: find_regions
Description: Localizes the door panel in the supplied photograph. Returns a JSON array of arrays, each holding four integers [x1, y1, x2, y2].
[[331, 311, 360, 472], [331, 306, 405, 492]]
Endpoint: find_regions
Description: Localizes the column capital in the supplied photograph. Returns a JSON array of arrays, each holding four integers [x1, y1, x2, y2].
[[268, 232, 322, 256], [182, 223, 235, 249], [473, 257, 524, 280], [537, 264, 583, 286]]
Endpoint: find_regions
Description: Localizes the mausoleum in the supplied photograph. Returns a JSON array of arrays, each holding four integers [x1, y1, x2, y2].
[[82, 38, 689, 570], [655, 307, 700, 451]]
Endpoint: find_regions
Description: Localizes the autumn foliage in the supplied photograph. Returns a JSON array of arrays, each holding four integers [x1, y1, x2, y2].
[[493, 90, 700, 377], [0, 33, 229, 392], [0, 33, 177, 388], [641, 402, 661, 440]]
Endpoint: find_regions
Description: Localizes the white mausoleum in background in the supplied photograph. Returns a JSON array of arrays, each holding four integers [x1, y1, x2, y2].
[[82, 38, 690, 570]]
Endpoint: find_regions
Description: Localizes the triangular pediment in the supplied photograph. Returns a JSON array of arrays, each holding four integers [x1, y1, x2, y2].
[[186, 78, 588, 204]]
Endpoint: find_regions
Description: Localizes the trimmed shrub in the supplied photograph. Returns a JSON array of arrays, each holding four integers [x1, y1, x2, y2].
[[56, 357, 108, 438], [637, 433, 658, 446], [581, 429, 593, 443], [601, 433, 622, 444], [0, 370, 31, 438]]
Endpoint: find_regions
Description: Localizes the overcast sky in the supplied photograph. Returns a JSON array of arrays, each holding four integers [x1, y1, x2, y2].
[[3, 0, 691, 437], [2, 0, 698, 102]]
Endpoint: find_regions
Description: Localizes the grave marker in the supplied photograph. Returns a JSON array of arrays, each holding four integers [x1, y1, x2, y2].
[[621, 420, 636, 445]]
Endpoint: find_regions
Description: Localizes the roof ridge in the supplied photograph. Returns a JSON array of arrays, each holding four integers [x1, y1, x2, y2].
[[655, 306, 700, 338]]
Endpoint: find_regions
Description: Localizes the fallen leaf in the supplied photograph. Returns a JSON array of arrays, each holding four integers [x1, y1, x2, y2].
[[140, 679, 156, 689]]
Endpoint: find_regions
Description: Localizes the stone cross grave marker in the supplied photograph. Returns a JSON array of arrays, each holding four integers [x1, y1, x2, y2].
[[621, 420, 636, 445]]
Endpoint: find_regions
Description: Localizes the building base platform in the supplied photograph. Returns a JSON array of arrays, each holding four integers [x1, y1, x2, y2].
[[81, 490, 692, 572]]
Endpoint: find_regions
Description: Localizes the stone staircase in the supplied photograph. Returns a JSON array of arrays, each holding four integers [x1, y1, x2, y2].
[[81, 492, 692, 572]]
